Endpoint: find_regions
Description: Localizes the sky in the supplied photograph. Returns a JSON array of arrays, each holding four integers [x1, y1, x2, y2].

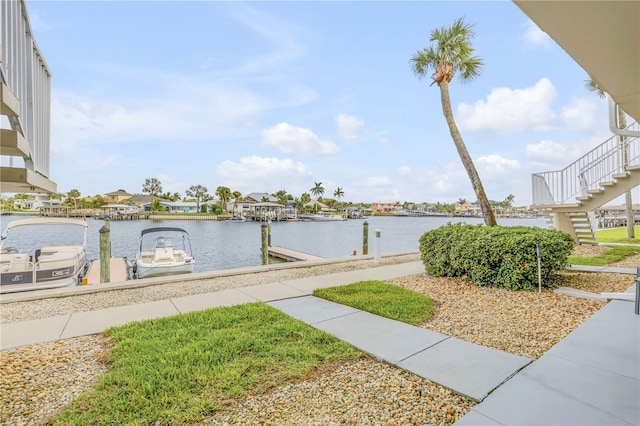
[[10, 0, 636, 205]]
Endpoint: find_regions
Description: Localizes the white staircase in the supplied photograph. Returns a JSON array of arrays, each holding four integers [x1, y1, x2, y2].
[[531, 122, 640, 244]]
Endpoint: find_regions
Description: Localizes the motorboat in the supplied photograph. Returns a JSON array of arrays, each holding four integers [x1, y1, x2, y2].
[[299, 213, 346, 222], [132, 227, 195, 279], [0, 218, 89, 293]]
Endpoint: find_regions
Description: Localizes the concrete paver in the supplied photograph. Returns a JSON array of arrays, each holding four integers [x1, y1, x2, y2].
[[237, 282, 307, 302], [279, 270, 376, 293], [457, 298, 639, 425], [60, 299, 179, 339], [268, 296, 529, 401], [398, 338, 531, 402], [0, 315, 70, 350], [171, 288, 255, 313]]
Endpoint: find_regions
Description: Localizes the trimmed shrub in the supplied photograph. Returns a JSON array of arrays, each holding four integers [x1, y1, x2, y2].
[[419, 223, 575, 291]]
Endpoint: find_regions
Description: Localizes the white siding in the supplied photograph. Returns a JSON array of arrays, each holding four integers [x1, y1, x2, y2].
[[1, 0, 52, 177]]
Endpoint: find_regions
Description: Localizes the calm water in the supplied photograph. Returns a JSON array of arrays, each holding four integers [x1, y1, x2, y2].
[[1, 215, 548, 273]]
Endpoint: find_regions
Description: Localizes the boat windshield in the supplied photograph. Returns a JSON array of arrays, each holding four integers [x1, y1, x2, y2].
[[155, 237, 173, 248]]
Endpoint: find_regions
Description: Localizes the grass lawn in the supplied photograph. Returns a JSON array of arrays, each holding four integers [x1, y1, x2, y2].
[[568, 244, 640, 266], [595, 226, 640, 244], [567, 226, 640, 266], [313, 280, 435, 325], [49, 303, 361, 425]]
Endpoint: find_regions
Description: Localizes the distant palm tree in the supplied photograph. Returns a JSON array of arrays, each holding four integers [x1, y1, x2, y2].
[[185, 185, 208, 212], [585, 79, 634, 238], [67, 189, 81, 210], [410, 17, 497, 227], [300, 192, 311, 213], [310, 182, 325, 213], [232, 191, 242, 215], [334, 187, 344, 212], [216, 186, 232, 212], [457, 198, 467, 205], [142, 178, 162, 197]]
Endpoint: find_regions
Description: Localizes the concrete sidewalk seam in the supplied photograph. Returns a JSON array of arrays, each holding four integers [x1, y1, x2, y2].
[[395, 336, 453, 364], [58, 314, 74, 340], [309, 311, 360, 326]]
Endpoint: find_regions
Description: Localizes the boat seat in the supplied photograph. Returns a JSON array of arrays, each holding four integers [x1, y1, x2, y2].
[[153, 247, 174, 263]]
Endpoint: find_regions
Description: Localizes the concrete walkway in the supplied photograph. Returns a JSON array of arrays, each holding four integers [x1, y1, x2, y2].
[[1, 261, 638, 424]]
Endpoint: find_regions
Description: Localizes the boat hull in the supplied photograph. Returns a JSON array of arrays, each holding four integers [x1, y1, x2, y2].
[[135, 261, 195, 279]]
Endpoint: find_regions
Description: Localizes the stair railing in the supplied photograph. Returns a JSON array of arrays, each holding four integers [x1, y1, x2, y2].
[[532, 122, 639, 205]]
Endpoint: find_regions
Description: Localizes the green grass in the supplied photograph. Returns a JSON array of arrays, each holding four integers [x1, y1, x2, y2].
[[595, 226, 640, 244], [568, 244, 640, 266], [49, 303, 361, 425], [313, 280, 435, 325]]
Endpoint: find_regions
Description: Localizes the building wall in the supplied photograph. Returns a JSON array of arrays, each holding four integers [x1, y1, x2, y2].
[[1, 0, 52, 176]]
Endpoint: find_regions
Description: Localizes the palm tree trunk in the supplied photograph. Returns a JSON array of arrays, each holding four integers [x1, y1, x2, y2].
[[439, 81, 498, 226]]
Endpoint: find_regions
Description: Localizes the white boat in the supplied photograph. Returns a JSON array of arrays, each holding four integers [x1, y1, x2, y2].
[[0, 218, 89, 293], [133, 227, 195, 279], [299, 213, 346, 222]]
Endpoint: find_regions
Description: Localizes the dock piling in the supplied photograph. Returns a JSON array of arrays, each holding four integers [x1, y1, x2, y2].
[[261, 223, 268, 265], [99, 225, 111, 283]]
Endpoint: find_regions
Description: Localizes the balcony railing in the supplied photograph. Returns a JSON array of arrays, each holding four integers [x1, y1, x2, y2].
[[532, 122, 639, 206]]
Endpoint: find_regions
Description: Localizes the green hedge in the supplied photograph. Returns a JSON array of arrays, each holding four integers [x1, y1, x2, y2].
[[419, 223, 574, 291]]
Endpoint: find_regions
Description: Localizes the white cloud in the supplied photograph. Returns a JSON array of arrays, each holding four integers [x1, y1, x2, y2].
[[217, 155, 311, 193], [476, 155, 521, 179], [525, 135, 606, 168], [521, 20, 553, 49], [457, 78, 559, 134], [560, 97, 599, 130], [336, 114, 365, 140], [261, 123, 339, 156], [396, 166, 412, 176]]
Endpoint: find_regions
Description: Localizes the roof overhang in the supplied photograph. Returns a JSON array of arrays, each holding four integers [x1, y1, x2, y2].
[[513, 1, 639, 122]]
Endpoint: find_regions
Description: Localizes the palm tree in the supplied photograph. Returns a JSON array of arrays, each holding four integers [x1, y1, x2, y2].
[[586, 79, 634, 238], [310, 182, 325, 213], [185, 185, 208, 212], [410, 17, 497, 226], [300, 192, 311, 213], [334, 187, 344, 212], [215, 186, 232, 212], [232, 191, 242, 215], [67, 189, 81, 211], [142, 178, 162, 197]]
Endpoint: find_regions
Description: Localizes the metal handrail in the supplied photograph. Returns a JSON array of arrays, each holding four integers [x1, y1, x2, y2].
[[532, 122, 639, 205]]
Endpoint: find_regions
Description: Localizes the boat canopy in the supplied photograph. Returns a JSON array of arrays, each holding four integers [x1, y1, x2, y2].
[[140, 227, 189, 236], [1, 218, 89, 242], [3, 218, 88, 232]]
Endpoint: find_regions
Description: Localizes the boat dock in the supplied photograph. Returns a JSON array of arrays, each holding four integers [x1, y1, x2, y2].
[[84, 258, 130, 285], [267, 246, 323, 262]]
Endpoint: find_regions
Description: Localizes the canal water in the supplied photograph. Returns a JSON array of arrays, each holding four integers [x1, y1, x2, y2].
[[1, 215, 548, 273]]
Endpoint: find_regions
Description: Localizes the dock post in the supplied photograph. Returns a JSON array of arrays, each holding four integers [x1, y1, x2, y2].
[[363, 221, 369, 255], [261, 223, 269, 265], [268, 220, 272, 247], [374, 228, 381, 263], [99, 225, 111, 283]]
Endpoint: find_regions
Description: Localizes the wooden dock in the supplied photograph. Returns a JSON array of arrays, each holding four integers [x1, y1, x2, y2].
[[84, 258, 130, 285], [267, 246, 323, 262]]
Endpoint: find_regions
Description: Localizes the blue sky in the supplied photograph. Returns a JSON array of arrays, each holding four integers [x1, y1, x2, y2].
[[19, 0, 632, 205]]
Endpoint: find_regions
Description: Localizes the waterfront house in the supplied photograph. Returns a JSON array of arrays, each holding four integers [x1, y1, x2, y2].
[[104, 190, 133, 204], [371, 202, 398, 214]]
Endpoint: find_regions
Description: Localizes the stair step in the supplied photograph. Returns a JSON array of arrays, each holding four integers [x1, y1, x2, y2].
[[612, 172, 630, 179], [599, 181, 616, 187], [626, 164, 640, 172], [586, 189, 604, 195], [575, 196, 592, 201]]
